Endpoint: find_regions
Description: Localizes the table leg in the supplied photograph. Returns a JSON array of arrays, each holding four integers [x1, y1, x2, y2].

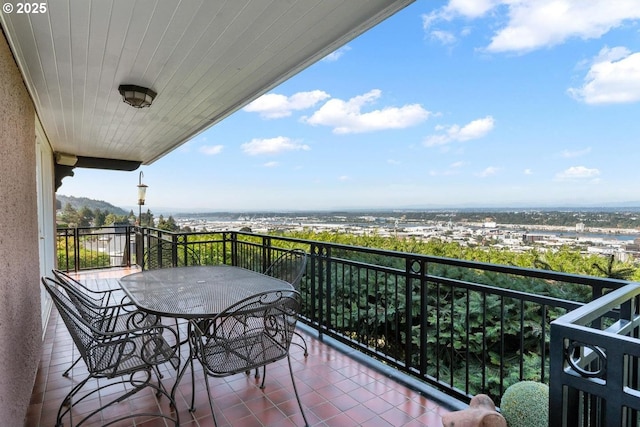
[[170, 321, 199, 412]]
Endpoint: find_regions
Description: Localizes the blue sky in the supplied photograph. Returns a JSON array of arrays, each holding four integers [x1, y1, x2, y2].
[[59, 0, 640, 212]]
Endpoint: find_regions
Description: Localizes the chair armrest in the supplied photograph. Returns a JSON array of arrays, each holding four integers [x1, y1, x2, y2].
[[87, 324, 180, 374], [96, 305, 159, 332]]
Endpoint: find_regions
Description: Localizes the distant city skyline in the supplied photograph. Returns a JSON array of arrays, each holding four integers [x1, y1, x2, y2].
[[59, 0, 640, 211]]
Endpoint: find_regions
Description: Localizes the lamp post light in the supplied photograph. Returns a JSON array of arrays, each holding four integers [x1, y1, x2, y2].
[[137, 171, 148, 226]]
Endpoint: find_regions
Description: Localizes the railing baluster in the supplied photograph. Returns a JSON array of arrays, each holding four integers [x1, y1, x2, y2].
[[465, 291, 470, 395], [449, 283, 454, 389], [499, 295, 505, 397]]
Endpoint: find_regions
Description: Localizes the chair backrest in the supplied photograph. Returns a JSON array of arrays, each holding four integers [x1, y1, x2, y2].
[[264, 249, 308, 289], [41, 277, 99, 366], [50, 275, 159, 334], [48, 275, 115, 328], [191, 290, 301, 376], [52, 269, 109, 307]]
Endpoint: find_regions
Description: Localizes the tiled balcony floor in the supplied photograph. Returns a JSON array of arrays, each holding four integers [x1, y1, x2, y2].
[[26, 268, 451, 426]]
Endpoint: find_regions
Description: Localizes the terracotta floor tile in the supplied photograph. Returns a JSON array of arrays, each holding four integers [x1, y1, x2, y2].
[[380, 406, 414, 426], [344, 403, 378, 425]]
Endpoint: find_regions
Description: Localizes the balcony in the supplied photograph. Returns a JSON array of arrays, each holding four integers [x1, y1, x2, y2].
[[49, 226, 640, 426]]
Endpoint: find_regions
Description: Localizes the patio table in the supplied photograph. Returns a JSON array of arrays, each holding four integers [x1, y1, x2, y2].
[[118, 265, 293, 318], [118, 265, 295, 411]]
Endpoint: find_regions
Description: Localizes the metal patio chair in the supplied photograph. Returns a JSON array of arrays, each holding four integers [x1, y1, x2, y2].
[[264, 249, 309, 356], [51, 271, 160, 377], [189, 290, 309, 427], [42, 277, 180, 427]]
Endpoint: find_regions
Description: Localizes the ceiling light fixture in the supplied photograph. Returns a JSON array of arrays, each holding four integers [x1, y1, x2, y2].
[[118, 84, 156, 108]]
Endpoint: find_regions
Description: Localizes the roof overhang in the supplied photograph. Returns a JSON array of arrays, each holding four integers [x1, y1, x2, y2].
[[1, 0, 414, 171]]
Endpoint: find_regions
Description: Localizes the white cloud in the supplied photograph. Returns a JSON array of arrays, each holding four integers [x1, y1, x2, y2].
[[338, 175, 351, 181], [446, 0, 499, 18], [555, 166, 601, 180], [560, 147, 592, 158], [431, 30, 457, 45], [199, 145, 223, 155], [387, 159, 401, 165], [477, 166, 499, 177], [422, 0, 497, 30], [263, 161, 279, 168], [241, 137, 310, 155], [322, 46, 351, 62], [424, 1, 640, 53], [524, 168, 533, 175], [568, 47, 640, 104], [424, 116, 495, 147], [243, 90, 331, 119], [302, 89, 431, 134]]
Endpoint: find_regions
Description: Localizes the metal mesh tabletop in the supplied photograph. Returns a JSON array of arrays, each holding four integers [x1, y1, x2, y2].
[[119, 266, 293, 318]]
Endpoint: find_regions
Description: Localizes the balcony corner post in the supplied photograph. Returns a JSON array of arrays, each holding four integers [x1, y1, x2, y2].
[[548, 322, 565, 427]]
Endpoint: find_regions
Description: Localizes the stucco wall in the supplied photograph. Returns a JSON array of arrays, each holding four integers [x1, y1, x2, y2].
[[0, 29, 41, 426]]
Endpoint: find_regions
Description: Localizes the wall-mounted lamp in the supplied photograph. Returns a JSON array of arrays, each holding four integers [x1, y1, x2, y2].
[[137, 171, 148, 226], [118, 84, 156, 108], [55, 152, 78, 166]]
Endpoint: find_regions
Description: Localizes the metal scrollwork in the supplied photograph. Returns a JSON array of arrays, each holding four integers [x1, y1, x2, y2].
[[410, 259, 422, 274], [566, 340, 607, 378]]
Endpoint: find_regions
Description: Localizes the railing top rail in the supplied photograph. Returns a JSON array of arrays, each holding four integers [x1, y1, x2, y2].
[[240, 231, 631, 291], [435, 275, 584, 310], [56, 226, 133, 236], [552, 283, 640, 327], [122, 227, 632, 292]]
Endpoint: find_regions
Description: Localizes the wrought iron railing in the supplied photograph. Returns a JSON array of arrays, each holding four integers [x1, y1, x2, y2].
[[550, 284, 640, 427], [56, 225, 133, 271], [56, 226, 638, 421], [220, 231, 623, 405]]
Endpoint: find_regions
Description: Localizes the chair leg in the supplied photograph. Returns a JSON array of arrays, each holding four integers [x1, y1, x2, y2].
[[258, 332, 306, 385], [259, 366, 267, 389], [203, 374, 220, 427], [292, 331, 308, 356], [189, 356, 196, 411], [62, 356, 82, 377], [170, 346, 194, 411], [286, 354, 309, 427]]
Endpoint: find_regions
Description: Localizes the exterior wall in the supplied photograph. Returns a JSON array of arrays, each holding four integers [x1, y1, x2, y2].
[[0, 29, 41, 426]]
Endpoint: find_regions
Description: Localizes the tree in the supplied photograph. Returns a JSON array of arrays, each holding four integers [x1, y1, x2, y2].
[[591, 254, 636, 280], [104, 213, 118, 225], [77, 207, 94, 227], [93, 208, 106, 227], [60, 203, 78, 225], [140, 209, 154, 227], [156, 215, 179, 232]]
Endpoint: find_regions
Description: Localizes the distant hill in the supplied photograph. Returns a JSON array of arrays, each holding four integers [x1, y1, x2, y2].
[[57, 195, 128, 216]]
